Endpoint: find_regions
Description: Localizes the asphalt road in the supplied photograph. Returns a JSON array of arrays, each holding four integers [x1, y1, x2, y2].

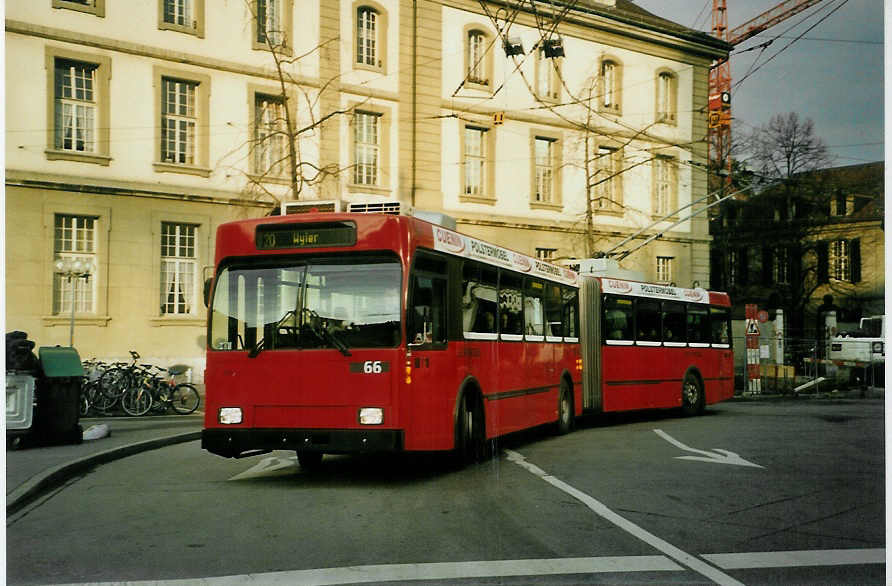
[[6, 399, 885, 585]]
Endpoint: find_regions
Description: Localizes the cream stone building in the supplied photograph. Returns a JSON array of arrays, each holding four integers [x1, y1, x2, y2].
[[5, 0, 729, 374]]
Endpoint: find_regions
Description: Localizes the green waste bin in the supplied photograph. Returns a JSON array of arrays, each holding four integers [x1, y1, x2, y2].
[[35, 346, 84, 444]]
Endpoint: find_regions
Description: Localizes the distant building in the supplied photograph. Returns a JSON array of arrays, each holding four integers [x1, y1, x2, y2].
[[6, 0, 728, 372], [709, 161, 884, 337]]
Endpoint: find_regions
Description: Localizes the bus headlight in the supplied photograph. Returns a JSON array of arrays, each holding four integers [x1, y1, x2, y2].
[[359, 407, 383, 425], [218, 407, 243, 425]]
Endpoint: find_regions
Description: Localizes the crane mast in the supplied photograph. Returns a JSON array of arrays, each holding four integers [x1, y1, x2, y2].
[[707, 0, 826, 191]]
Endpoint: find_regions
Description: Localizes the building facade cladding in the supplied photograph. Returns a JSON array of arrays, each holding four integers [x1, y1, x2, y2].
[[5, 0, 727, 371]]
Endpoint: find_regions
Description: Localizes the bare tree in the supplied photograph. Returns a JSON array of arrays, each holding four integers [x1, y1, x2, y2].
[[712, 112, 837, 336], [226, 1, 358, 209]]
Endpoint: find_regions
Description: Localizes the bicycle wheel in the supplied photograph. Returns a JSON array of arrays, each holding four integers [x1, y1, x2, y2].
[[98, 367, 133, 401], [170, 384, 200, 414], [121, 386, 152, 416]]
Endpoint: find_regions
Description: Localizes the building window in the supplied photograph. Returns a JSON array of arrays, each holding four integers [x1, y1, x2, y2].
[[154, 67, 210, 175], [46, 49, 111, 165], [534, 137, 555, 203], [830, 239, 850, 281], [161, 78, 197, 165], [52, 0, 105, 17], [256, 0, 281, 45], [354, 111, 380, 186], [160, 0, 204, 36], [466, 29, 490, 87], [600, 58, 622, 114], [536, 248, 557, 262], [53, 215, 97, 315], [164, 0, 191, 27], [592, 146, 623, 212], [254, 94, 287, 177], [536, 47, 560, 101], [656, 71, 677, 124], [774, 247, 790, 285], [464, 126, 486, 196], [653, 157, 676, 216], [656, 256, 673, 284], [54, 60, 96, 154], [832, 192, 848, 216], [160, 223, 198, 315], [356, 6, 377, 67]]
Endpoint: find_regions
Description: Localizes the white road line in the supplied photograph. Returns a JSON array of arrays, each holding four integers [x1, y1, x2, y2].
[[504, 449, 745, 586], [54, 556, 683, 586], [703, 548, 886, 569]]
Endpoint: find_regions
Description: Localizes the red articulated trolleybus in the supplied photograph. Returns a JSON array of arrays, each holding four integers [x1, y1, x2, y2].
[[201, 212, 734, 467]]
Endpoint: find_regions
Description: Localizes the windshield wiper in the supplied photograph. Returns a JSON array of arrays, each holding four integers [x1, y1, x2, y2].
[[321, 327, 351, 357], [248, 338, 264, 358]]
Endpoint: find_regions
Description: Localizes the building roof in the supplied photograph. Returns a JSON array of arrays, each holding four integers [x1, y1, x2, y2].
[[571, 1, 731, 51]]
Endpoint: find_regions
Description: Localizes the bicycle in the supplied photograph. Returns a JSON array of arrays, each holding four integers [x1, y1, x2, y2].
[[146, 365, 200, 415]]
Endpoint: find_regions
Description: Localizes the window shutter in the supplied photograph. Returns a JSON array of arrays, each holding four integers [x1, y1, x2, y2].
[[817, 241, 829, 283], [850, 238, 861, 283]]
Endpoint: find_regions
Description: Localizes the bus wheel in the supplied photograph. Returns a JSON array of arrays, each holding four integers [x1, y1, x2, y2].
[[556, 381, 574, 435], [297, 451, 323, 471], [681, 373, 704, 416], [456, 393, 485, 466]]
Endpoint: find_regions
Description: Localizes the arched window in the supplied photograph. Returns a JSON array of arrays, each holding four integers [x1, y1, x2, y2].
[[356, 6, 378, 66], [354, 3, 387, 72], [599, 58, 622, 114], [656, 70, 678, 124]]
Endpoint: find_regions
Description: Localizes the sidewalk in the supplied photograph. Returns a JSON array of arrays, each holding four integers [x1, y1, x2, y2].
[[6, 413, 202, 516]]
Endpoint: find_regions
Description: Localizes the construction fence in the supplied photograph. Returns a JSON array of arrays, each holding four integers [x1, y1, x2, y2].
[[732, 334, 885, 395]]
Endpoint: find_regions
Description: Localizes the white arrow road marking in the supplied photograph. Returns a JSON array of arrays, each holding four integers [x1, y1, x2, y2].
[[654, 429, 763, 468], [229, 455, 299, 480]]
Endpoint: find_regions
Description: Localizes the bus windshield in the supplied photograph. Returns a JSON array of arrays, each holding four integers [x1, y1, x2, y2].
[[209, 255, 401, 354]]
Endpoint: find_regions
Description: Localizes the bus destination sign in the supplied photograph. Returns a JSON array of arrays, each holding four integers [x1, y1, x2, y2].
[[256, 222, 357, 250]]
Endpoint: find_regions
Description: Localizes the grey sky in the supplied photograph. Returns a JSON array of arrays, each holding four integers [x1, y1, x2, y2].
[[632, 0, 884, 167]]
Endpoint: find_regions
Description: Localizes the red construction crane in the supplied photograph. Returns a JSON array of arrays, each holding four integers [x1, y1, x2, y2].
[[708, 0, 825, 189]]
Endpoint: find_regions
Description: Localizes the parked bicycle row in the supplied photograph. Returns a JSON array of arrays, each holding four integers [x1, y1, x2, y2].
[[81, 350, 200, 417]]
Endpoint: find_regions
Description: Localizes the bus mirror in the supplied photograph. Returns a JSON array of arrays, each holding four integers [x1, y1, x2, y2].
[[203, 278, 213, 308]]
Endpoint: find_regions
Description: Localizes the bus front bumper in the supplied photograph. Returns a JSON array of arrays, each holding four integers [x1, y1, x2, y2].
[[202, 428, 404, 458]]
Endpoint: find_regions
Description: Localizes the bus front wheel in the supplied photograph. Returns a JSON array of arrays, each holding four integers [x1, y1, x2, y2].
[[455, 393, 485, 466], [681, 373, 704, 416]]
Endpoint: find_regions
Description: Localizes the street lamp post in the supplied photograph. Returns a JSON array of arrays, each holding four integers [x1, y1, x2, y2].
[[54, 258, 94, 347]]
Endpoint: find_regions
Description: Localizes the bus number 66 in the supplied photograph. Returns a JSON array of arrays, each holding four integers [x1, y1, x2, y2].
[[363, 361, 384, 374]]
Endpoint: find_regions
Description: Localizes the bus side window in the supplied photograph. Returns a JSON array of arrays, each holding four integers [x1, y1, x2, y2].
[[409, 253, 448, 346], [603, 296, 633, 342], [462, 262, 498, 335], [544, 284, 563, 337], [710, 307, 731, 346], [524, 279, 546, 336], [662, 301, 686, 343], [636, 300, 661, 343], [562, 287, 579, 339], [687, 306, 710, 344], [499, 272, 524, 336]]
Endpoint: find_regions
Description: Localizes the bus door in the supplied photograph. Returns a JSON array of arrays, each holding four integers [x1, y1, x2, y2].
[[404, 253, 452, 450], [523, 278, 556, 426]]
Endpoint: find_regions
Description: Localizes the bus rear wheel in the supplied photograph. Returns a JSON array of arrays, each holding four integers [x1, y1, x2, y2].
[[556, 381, 574, 435], [681, 373, 704, 416]]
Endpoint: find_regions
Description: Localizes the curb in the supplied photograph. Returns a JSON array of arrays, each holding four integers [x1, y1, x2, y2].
[[6, 431, 201, 517]]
